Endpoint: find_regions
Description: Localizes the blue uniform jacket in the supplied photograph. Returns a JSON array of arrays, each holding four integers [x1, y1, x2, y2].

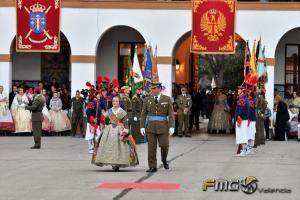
[[86, 99, 105, 125], [235, 95, 249, 121], [248, 97, 256, 121]]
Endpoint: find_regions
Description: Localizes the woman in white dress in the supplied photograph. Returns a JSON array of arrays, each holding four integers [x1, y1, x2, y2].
[[42, 89, 53, 132], [49, 91, 71, 132], [11, 87, 32, 133], [0, 85, 15, 132]]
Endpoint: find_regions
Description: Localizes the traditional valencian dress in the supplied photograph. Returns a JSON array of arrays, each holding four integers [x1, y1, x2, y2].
[[93, 107, 139, 169], [49, 97, 71, 132], [210, 93, 232, 132], [0, 92, 15, 131], [11, 94, 32, 133], [42, 96, 53, 132]]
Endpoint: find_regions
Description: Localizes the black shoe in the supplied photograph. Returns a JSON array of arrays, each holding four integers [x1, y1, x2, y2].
[[112, 166, 119, 172], [185, 134, 192, 137], [163, 162, 169, 170], [30, 145, 40, 149], [146, 167, 157, 173], [178, 134, 183, 137], [298, 139, 300, 142]]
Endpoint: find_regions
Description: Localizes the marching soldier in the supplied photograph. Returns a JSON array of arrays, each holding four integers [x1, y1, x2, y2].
[[175, 86, 192, 137], [255, 88, 267, 147], [120, 86, 133, 133], [25, 87, 45, 149], [140, 82, 175, 172], [132, 86, 144, 144]]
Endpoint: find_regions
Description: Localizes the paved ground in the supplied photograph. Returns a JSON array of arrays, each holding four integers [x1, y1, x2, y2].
[[0, 133, 299, 200]]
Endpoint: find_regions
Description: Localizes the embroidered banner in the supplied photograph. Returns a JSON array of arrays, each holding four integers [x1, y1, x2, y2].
[[191, 0, 236, 54], [16, 0, 60, 52]]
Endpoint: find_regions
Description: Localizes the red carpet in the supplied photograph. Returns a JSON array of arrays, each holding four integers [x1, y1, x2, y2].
[[96, 182, 180, 190]]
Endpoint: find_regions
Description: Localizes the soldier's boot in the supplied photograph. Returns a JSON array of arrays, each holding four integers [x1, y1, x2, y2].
[[161, 147, 169, 169], [185, 131, 192, 137]]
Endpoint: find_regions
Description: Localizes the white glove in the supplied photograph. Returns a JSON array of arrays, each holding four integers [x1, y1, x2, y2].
[[140, 128, 145, 136], [133, 117, 138, 122], [169, 128, 175, 136]]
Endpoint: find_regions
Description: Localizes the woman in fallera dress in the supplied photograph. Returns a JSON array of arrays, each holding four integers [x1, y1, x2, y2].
[[49, 91, 71, 133], [93, 96, 139, 171], [210, 89, 232, 133], [0, 85, 15, 132], [42, 89, 53, 132], [11, 87, 32, 133]]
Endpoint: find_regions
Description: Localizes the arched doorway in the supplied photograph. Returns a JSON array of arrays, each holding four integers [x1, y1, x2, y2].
[[274, 27, 300, 97], [172, 31, 246, 92], [96, 26, 145, 86], [10, 32, 71, 89]]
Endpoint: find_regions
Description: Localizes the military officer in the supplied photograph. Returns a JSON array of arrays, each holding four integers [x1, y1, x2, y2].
[[175, 86, 192, 137], [140, 82, 175, 172], [120, 86, 133, 128], [25, 87, 45, 149], [255, 88, 267, 147], [70, 90, 85, 137], [132, 86, 144, 144]]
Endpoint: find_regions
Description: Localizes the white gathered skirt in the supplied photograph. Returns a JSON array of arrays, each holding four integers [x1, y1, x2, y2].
[[236, 120, 249, 144], [247, 121, 256, 141]]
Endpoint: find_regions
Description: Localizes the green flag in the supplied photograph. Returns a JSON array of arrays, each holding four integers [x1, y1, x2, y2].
[[125, 54, 132, 87]]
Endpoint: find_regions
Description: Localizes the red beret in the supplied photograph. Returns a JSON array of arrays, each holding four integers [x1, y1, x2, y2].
[[34, 86, 41, 93]]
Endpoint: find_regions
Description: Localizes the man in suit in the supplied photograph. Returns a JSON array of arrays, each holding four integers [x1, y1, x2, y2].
[[9, 85, 18, 109], [140, 82, 175, 172], [176, 86, 192, 137], [25, 87, 45, 149]]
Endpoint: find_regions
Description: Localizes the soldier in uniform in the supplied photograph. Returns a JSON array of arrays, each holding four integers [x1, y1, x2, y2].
[[70, 90, 84, 137], [235, 86, 249, 156], [140, 82, 175, 172], [132, 86, 144, 144], [25, 87, 45, 149], [255, 88, 267, 147], [120, 86, 133, 132], [176, 86, 192, 137]]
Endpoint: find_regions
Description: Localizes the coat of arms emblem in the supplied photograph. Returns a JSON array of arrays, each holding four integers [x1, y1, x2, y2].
[[16, 0, 60, 52], [25, 2, 53, 42], [200, 9, 227, 42]]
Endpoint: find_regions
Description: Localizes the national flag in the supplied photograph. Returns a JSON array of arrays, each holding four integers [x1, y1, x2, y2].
[[244, 41, 251, 78], [125, 53, 132, 87], [152, 45, 159, 82], [257, 42, 265, 78], [144, 47, 153, 92], [255, 37, 261, 61], [144, 47, 153, 82], [141, 46, 147, 78], [250, 40, 257, 76], [263, 46, 268, 82], [131, 47, 144, 95]]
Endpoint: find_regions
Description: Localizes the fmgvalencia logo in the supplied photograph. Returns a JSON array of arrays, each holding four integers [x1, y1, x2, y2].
[[202, 176, 292, 195], [240, 176, 258, 194]]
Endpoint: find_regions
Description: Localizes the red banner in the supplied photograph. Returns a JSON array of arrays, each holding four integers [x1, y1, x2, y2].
[[16, 0, 60, 52], [191, 0, 236, 54]]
